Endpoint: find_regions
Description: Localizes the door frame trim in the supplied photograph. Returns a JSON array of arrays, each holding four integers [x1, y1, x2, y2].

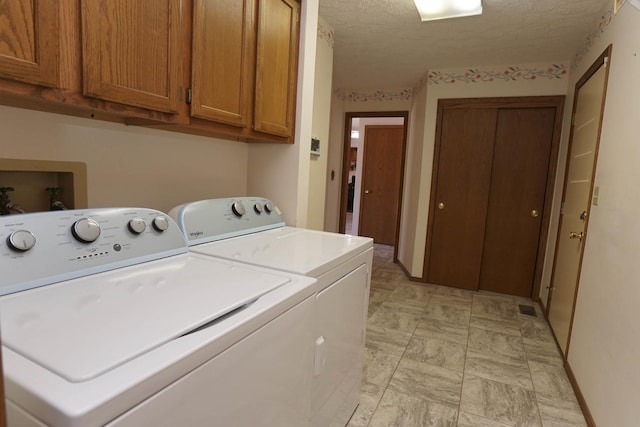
[[339, 111, 409, 259], [546, 45, 613, 356], [423, 96, 565, 299]]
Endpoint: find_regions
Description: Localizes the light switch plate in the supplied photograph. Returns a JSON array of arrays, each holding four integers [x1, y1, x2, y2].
[[593, 186, 600, 205]]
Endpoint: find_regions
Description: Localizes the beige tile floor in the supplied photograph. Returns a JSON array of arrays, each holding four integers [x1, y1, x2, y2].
[[347, 243, 587, 427]]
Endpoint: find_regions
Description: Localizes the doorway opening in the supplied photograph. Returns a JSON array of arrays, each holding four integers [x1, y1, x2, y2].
[[339, 112, 408, 260]]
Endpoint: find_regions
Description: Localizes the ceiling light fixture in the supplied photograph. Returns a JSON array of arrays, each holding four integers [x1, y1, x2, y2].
[[413, 0, 483, 22]]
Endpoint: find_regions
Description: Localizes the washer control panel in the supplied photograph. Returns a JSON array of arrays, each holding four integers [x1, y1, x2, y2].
[[0, 208, 187, 296], [169, 197, 285, 245]]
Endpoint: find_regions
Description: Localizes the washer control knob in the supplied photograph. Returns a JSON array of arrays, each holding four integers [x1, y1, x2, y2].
[[72, 218, 101, 243], [152, 216, 169, 232], [231, 201, 246, 217], [264, 202, 273, 214], [128, 218, 147, 234], [254, 203, 264, 214], [7, 230, 36, 252]]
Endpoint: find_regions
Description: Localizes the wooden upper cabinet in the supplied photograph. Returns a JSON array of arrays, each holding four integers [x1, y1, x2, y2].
[[254, 0, 299, 138], [0, 0, 60, 87], [191, 0, 254, 127], [81, 0, 182, 113]]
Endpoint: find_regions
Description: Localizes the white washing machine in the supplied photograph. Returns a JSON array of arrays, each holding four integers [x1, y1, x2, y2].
[[0, 207, 318, 426], [169, 197, 373, 427]]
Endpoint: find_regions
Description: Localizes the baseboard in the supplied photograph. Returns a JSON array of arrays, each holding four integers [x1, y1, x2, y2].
[[564, 361, 596, 427], [537, 300, 595, 426], [395, 259, 424, 282]]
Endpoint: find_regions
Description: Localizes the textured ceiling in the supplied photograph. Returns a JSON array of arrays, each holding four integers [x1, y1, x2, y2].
[[318, 0, 611, 90]]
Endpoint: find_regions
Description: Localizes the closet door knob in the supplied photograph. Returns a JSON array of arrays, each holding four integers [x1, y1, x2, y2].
[[438, 202, 445, 210], [531, 210, 539, 217]]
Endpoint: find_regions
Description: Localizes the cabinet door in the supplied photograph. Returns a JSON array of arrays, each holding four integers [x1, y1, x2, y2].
[[0, 0, 60, 87], [254, 0, 299, 138], [81, 0, 182, 113], [191, 0, 254, 127]]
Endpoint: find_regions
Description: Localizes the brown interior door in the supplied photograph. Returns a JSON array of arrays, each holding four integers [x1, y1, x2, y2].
[[358, 125, 404, 245], [426, 108, 497, 289], [478, 107, 556, 297]]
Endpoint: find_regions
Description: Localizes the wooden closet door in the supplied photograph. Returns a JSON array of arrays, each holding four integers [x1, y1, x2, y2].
[[426, 108, 497, 290], [478, 107, 556, 297]]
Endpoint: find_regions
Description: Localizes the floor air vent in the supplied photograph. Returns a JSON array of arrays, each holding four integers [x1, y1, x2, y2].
[[518, 304, 537, 317]]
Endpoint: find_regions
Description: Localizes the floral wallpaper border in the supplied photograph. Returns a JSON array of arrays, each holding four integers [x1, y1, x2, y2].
[[423, 64, 568, 86], [317, 25, 334, 49], [571, 9, 614, 70], [334, 89, 413, 102]]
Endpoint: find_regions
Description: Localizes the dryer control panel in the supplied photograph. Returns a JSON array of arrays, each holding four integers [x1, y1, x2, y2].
[[0, 208, 187, 296], [169, 197, 286, 245]]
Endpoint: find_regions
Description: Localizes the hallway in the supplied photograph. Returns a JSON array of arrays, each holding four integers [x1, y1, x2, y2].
[[348, 244, 586, 426]]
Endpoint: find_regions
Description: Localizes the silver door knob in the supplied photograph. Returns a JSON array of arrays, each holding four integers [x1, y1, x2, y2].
[[364, 190, 370, 194]]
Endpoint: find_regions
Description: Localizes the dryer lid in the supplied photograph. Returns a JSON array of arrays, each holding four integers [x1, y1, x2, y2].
[[0, 253, 291, 383], [191, 226, 373, 277]]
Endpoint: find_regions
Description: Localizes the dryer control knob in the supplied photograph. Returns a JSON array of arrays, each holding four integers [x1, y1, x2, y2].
[[72, 218, 101, 243], [254, 203, 264, 214], [232, 201, 246, 217], [264, 202, 273, 213], [7, 230, 36, 252], [128, 218, 147, 234], [152, 216, 169, 232]]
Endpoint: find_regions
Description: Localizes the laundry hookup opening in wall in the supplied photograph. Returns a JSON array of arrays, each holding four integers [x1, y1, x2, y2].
[[311, 137, 320, 156]]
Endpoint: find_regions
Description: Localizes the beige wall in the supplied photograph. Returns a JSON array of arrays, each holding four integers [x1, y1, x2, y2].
[[324, 93, 345, 232], [306, 17, 334, 230], [397, 84, 427, 276], [554, 5, 640, 426], [408, 64, 570, 277], [0, 106, 248, 214]]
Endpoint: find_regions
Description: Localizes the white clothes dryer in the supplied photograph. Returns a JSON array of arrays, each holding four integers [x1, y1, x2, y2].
[[0, 208, 317, 427], [169, 197, 373, 427]]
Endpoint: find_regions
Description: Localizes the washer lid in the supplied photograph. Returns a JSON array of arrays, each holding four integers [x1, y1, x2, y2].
[[0, 253, 291, 383], [190, 227, 373, 277]]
